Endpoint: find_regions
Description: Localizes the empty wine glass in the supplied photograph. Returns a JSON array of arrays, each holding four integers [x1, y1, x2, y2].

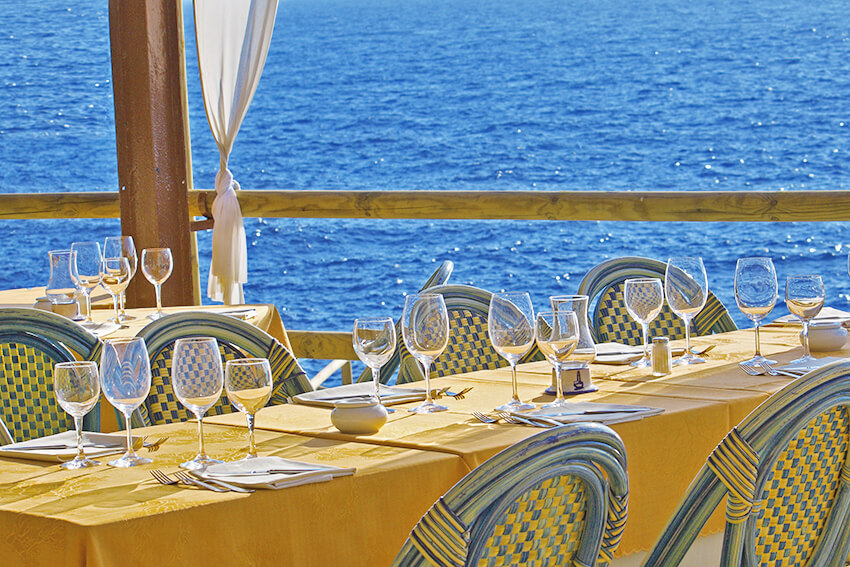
[[102, 257, 131, 324], [665, 257, 708, 365], [623, 278, 664, 367], [735, 257, 778, 367], [54, 361, 101, 469], [141, 248, 173, 320], [104, 236, 137, 321], [785, 275, 825, 369], [489, 291, 536, 411], [172, 337, 224, 470], [353, 317, 397, 412], [225, 358, 272, 460], [536, 311, 579, 409], [70, 242, 103, 327], [402, 293, 449, 414], [100, 337, 152, 467]]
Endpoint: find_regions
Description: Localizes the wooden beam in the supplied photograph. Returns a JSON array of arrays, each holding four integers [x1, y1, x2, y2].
[[0, 193, 119, 219], [288, 330, 357, 361], [109, 0, 197, 307]]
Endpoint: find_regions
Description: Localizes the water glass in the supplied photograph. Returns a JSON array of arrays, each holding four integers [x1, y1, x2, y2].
[[172, 337, 224, 470], [104, 236, 137, 321], [100, 337, 152, 467], [141, 248, 173, 320], [53, 361, 101, 469], [785, 275, 825, 369], [353, 317, 397, 412], [489, 291, 536, 411], [102, 257, 131, 324], [402, 293, 449, 414], [623, 278, 664, 367], [225, 358, 272, 459], [70, 242, 103, 326], [536, 311, 579, 409], [665, 257, 708, 365], [735, 257, 777, 366]]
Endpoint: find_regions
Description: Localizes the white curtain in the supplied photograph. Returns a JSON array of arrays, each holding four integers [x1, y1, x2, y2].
[[194, 0, 279, 304]]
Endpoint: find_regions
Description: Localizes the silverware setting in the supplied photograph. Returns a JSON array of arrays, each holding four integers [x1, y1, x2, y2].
[[740, 361, 806, 378], [150, 469, 254, 493]]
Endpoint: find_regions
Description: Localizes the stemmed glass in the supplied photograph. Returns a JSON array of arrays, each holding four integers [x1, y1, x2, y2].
[[623, 278, 664, 367], [102, 257, 131, 324], [353, 317, 397, 412], [536, 311, 579, 409], [489, 291, 536, 412], [225, 358, 272, 460], [100, 337, 152, 467], [70, 242, 103, 327], [53, 361, 101, 469], [665, 257, 709, 365], [735, 257, 778, 367], [104, 236, 137, 321], [141, 248, 173, 320], [172, 337, 224, 470], [785, 275, 825, 369], [402, 293, 450, 414]]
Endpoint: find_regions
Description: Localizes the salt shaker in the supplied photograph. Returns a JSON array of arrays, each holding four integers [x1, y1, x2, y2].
[[652, 337, 672, 376]]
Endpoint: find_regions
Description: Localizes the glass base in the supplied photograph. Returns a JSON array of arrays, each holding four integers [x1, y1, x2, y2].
[[496, 399, 535, 412], [408, 401, 449, 414], [108, 452, 153, 468], [543, 399, 571, 409], [786, 354, 819, 370], [739, 354, 777, 367], [674, 354, 706, 365], [118, 312, 136, 322], [61, 456, 100, 469], [630, 356, 651, 368], [78, 320, 101, 330], [147, 311, 166, 321], [180, 454, 223, 471]]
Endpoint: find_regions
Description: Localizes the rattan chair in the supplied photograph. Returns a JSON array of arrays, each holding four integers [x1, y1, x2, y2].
[[130, 311, 312, 427], [577, 256, 737, 346], [644, 359, 850, 566], [392, 422, 629, 567], [0, 308, 101, 443]]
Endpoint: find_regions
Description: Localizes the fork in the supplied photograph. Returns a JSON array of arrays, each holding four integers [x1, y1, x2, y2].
[[759, 362, 806, 378], [173, 471, 253, 493], [471, 411, 499, 424], [151, 469, 228, 493], [143, 437, 168, 453], [430, 386, 451, 400], [495, 411, 557, 428], [740, 364, 764, 376], [447, 387, 473, 400]]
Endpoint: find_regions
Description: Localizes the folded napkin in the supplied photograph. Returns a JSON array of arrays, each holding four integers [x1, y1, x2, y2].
[[293, 383, 426, 408], [200, 307, 257, 320], [0, 431, 133, 462], [514, 402, 665, 426], [773, 307, 850, 325], [594, 343, 644, 365], [195, 456, 355, 490], [80, 320, 122, 337], [777, 356, 847, 373]]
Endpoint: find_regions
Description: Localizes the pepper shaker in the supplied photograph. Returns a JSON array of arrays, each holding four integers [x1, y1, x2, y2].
[[652, 337, 672, 376]]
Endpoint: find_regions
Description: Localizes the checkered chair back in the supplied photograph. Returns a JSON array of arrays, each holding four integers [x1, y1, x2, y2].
[[0, 308, 101, 443], [644, 359, 850, 567], [131, 312, 311, 427], [392, 423, 629, 567], [578, 256, 736, 345]]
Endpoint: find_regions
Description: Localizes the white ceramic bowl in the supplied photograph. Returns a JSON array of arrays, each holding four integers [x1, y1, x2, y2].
[[331, 398, 388, 435], [803, 321, 848, 352]]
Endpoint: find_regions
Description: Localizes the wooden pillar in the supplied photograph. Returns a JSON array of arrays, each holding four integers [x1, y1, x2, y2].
[[108, 0, 199, 307]]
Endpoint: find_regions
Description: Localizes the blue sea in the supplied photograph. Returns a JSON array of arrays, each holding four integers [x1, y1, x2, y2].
[[2, 0, 850, 378]]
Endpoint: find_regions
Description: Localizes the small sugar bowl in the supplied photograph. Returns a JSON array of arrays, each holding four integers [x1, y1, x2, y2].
[[803, 321, 848, 352], [331, 398, 388, 435]]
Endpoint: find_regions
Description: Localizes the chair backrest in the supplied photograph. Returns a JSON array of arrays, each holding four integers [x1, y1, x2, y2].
[[0, 308, 101, 443], [132, 312, 311, 427], [644, 359, 850, 567], [392, 423, 629, 567], [577, 256, 737, 345]]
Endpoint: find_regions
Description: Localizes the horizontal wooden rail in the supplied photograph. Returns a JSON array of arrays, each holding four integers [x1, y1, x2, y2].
[[4, 190, 850, 222], [288, 330, 357, 361]]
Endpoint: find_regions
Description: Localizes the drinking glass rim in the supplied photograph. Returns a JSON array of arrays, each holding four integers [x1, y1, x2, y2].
[[550, 294, 588, 301], [174, 337, 218, 346], [624, 277, 662, 285], [737, 256, 773, 263], [49, 249, 72, 255], [354, 316, 394, 324], [103, 336, 145, 346], [225, 357, 269, 367], [786, 274, 822, 281], [55, 360, 97, 370], [143, 247, 171, 253]]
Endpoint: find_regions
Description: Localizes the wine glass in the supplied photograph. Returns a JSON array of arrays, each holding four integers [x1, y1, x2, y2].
[[100, 337, 152, 467], [665, 257, 709, 365], [353, 317, 397, 412], [536, 311, 579, 409], [785, 275, 825, 369], [104, 236, 137, 321], [735, 257, 778, 367], [172, 337, 224, 470], [402, 293, 449, 414], [225, 358, 272, 460], [53, 361, 101, 469], [141, 248, 173, 320], [70, 242, 103, 327], [623, 278, 664, 367], [489, 291, 536, 411], [102, 257, 131, 324]]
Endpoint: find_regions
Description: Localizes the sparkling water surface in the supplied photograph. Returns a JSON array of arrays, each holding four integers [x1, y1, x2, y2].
[[2, 0, 850, 381]]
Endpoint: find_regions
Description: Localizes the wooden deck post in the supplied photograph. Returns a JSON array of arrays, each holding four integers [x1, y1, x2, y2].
[[108, 0, 200, 307]]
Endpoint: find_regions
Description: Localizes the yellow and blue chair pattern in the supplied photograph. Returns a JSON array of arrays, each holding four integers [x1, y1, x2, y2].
[[392, 423, 629, 567], [0, 308, 101, 443], [644, 359, 850, 566]]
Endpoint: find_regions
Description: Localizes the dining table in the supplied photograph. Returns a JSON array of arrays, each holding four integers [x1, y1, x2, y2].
[[0, 319, 839, 566]]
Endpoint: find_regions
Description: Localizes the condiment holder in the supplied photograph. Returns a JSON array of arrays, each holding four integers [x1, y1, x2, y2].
[[331, 398, 388, 435], [804, 321, 848, 352]]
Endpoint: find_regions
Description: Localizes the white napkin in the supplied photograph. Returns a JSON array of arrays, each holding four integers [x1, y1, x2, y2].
[[593, 343, 644, 365], [773, 307, 850, 325], [0, 431, 133, 462], [777, 356, 846, 373], [294, 383, 426, 408], [195, 456, 355, 490], [515, 403, 665, 425]]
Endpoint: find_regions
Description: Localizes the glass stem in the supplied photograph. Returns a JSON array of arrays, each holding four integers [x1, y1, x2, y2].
[[510, 362, 520, 402], [84, 288, 93, 323], [155, 283, 163, 314], [422, 359, 433, 403], [373, 367, 382, 405], [74, 416, 84, 461], [802, 320, 811, 358], [124, 412, 134, 457], [754, 320, 762, 356], [684, 317, 692, 357], [641, 322, 650, 361], [246, 413, 257, 458], [196, 413, 206, 457], [554, 365, 565, 403], [112, 293, 120, 323], [119, 291, 127, 316]]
